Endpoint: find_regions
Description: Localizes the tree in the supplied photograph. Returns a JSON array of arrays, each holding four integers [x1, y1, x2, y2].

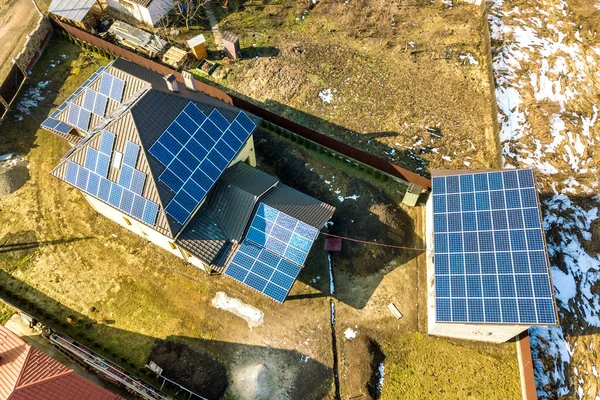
[[159, 0, 207, 31]]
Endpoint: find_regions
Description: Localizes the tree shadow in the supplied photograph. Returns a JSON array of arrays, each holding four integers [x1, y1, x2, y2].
[[0, 269, 332, 400], [0, 236, 94, 254]]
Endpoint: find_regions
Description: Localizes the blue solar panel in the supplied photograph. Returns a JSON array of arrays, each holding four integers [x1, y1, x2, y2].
[[225, 241, 302, 303], [100, 130, 115, 155], [123, 142, 139, 167], [431, 170, 557, 325], [148, 102, 256, 225], [247, 203, 318, 266], [63, 129, 159, 227], [99, 73, 125, 102]]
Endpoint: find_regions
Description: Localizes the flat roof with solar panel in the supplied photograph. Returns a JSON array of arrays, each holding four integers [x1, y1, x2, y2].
[[427, 169, 558, 342], [44, 58, 335, 304]]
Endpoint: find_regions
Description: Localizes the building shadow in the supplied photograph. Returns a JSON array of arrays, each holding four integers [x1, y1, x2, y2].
[[241, 46, 280, 59], [253, 128, 425, 310], [0, 269, 332, 400]]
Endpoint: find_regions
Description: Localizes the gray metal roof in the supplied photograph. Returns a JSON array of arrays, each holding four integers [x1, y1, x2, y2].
[[48, 0, 95, 22], [175, 207, 228, 266], [260, 184, 336, 229], [176, 162, 278, 265], [207, 162, 278, 241]]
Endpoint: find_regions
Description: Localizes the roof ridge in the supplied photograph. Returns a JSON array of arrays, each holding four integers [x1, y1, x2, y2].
[[129, 94, 176, 238], [14, 369, 74, 390], [6, 340, 32, 395]]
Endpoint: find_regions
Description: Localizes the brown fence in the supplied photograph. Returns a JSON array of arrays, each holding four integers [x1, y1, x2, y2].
[[517, 332, 538, 400], [51, 18, 432, 191]]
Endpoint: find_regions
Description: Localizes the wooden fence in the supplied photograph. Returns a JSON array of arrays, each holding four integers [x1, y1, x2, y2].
[[50, 18, 432, 191]]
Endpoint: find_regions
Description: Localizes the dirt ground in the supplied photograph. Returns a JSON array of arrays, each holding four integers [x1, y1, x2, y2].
[[0, 0, 40, 80], [0, 37, 520, 399], [184, 0, 500, 175]]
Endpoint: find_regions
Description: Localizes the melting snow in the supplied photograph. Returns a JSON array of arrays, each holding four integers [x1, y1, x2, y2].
[[318, 88, 333, 104], [344, 328, 357, 339], [211, 292, 264, 329]]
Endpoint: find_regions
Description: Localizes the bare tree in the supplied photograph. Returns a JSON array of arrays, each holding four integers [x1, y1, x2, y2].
[[158, 0, 206, 30]]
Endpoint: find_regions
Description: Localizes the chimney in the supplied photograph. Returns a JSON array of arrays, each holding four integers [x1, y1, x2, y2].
[[182, 71, 197, 92], [163, 74, 179, 92]]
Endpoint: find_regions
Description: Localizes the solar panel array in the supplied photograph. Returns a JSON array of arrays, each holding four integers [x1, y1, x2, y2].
[[247, 203, 319, 265], [41, 66, 106, 135], [148, 101, 257, 225], [83, 88, 109, 117], [226, 241, 303, 303], [64, 130, 159, 226], [432, 170, 557, 325], [225, 203, 320, 302], [67, 103, 91, 131], [98, 73, 126, 102]]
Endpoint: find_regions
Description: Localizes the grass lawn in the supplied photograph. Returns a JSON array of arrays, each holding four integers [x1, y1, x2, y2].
[[0, 35, 520, 399]]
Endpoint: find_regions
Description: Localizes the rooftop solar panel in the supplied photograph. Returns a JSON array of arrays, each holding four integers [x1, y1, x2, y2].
[[63, 129, 158, 227], [41, 66, 106, 137], [431, 170, 557, 325], [247, 203, 318, 266], [225, 241, 302, 303], [148, 102, 257, 225]]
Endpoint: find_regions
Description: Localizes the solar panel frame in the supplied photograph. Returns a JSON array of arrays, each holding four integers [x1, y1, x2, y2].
[[431, 170, 557, 325]]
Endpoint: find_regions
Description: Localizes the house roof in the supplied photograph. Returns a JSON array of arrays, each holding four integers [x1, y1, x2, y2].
[[48, 0, 95, 22], [0, 326, 122, 400], [47, 58, 259, 238], [176, 162, 278, 266], [260, 184, 336, 229], [122, 0, 153, 8]]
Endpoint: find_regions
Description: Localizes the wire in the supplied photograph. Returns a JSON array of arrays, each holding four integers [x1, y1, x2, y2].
[[320, 232, 428, 251]]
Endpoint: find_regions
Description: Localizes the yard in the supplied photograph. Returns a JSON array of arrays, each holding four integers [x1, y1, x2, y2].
[[0, 37, 520, 399], [174, 0, 500, 176]]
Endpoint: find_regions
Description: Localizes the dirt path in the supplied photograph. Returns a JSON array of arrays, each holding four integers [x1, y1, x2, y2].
[[0, 0, 40, 79], [489, 0, 600, 397]]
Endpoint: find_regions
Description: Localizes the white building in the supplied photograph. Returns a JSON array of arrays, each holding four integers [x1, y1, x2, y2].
[[108, 0, 174, 26], [41, 58, 335, 303], [425, 169, 559, 343]]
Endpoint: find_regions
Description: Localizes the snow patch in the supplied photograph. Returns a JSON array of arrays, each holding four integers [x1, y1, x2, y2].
[[212, 292, 264, 329], [318, 88, 333, 104], [344, 328, 357, 339]]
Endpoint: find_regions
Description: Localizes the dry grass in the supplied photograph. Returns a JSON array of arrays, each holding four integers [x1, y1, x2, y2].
[[195, 0, 499, 174]]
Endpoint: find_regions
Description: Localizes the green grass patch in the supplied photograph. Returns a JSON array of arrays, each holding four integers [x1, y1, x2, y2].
[[381, 332, 521, 399]]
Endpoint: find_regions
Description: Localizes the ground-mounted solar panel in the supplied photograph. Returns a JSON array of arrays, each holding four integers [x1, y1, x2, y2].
[[148, 102, 256, 225], [432, 170, 557, 325], [225, 240, 302, 303]]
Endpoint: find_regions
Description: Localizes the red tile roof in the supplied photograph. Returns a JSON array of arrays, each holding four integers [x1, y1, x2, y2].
[[0, 326, 122, 400]]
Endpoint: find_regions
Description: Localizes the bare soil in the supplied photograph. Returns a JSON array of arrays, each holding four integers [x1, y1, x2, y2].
[[148, 339, 228, 400], [0, 0, 40, 80]]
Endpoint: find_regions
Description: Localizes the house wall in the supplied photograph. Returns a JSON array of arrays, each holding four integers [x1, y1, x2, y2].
[[83, 193, 185, 258], [425, 196, 530, 343], [107, 0, 174, 26]]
